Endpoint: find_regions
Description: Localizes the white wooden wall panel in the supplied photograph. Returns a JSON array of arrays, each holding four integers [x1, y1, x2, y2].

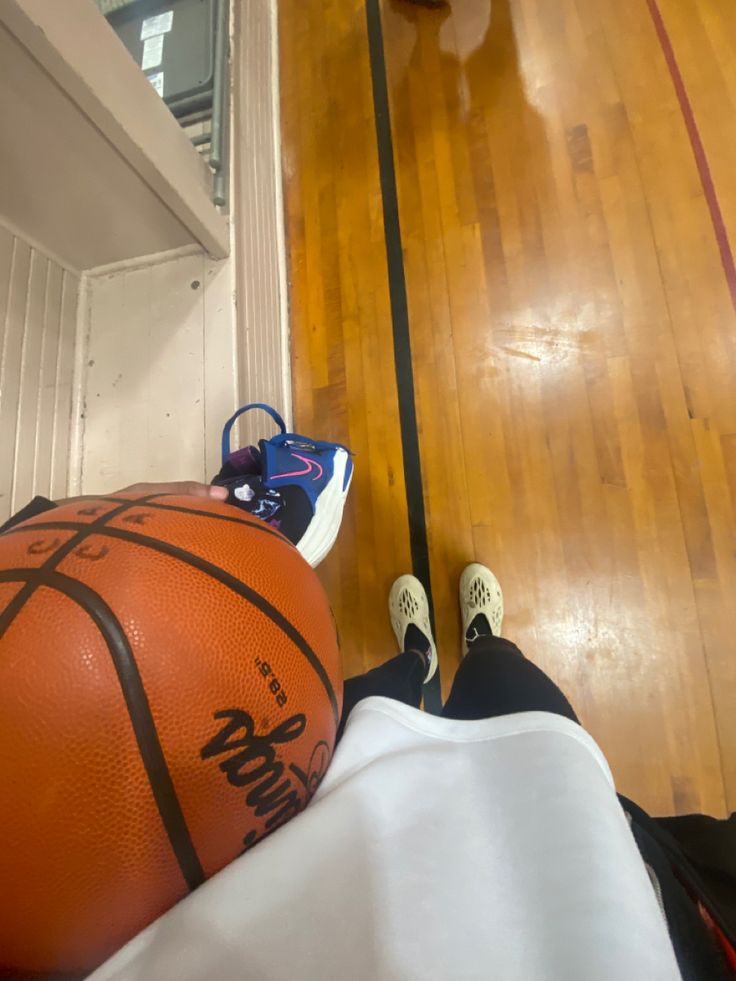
[[50, 275, 81, 500], [32, 262, 63, 496], [0, 236, 31, 511], [233, 0, 291, 443], [0, 222, 80, 523], [11, 250, 49, 508], [80, 250, 239, 495]]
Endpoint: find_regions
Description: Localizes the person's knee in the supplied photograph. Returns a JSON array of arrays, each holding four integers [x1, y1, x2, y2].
[[465, 635, 524, 660]]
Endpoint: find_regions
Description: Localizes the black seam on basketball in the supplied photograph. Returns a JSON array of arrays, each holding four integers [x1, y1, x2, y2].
[[0, 495, 295, 548], [0, 568, 206, 892], [3, 521, 340, 724], [107, 498, 296, 548], [0, 496, 160, 639]]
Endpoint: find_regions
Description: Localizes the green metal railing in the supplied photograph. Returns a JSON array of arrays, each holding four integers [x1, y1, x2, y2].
[[99, 0, 229, 208]]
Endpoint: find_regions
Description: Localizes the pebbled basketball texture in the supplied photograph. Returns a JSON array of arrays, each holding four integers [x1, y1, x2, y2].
[[0, 493, 343, 974]]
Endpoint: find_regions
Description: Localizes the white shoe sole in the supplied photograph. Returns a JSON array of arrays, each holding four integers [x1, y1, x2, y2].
[[388, 574, 438, 681], [296, 448, 352, 567], [459, 563, 503, 652]]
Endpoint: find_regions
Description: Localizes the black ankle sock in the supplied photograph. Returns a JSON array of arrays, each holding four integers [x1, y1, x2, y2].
[[403, 622, 431, 665], [465, 612, 493, 647]]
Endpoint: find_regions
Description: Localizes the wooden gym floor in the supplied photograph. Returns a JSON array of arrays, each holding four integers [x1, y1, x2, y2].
[[278, 0, 736, 817]]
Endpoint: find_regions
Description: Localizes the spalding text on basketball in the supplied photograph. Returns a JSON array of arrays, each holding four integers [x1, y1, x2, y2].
[[201, 709, 331, 849]]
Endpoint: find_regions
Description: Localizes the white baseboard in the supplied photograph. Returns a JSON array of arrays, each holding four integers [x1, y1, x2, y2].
[[232, 0, 292, 444], [269, 0, 292, 430]]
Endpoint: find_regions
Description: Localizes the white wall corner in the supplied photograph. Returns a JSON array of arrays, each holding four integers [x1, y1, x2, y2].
[[269, 0, 292, 430], [232, 0, 292, 446], [66, 271, 91, 496]]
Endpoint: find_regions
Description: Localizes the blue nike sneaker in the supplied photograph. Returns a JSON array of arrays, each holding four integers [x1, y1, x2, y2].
[[213, 403, 353, 567]]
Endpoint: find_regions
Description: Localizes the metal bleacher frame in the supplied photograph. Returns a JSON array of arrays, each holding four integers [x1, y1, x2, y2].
[[101, 0, 229, 206]]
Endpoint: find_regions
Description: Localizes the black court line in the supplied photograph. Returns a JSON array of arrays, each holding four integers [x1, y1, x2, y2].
[[365, 0, 441, 712], [6, 520, 340, 725], [0, 568, 205, 891]]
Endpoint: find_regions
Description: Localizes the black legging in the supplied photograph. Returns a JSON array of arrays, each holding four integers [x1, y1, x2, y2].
[[338, 635, 578, 739]]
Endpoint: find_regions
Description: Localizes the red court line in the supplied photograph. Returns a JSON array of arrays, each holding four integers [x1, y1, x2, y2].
[[645, 0, 736, 315]]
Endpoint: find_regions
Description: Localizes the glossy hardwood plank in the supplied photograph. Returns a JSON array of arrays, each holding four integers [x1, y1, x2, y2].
[[647, 0, 736, 813], [280, 0, 736, 815], [281, 0, 413, 680]]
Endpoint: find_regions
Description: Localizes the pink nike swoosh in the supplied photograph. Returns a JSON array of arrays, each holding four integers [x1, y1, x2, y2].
[[270, 453, 324, 481]]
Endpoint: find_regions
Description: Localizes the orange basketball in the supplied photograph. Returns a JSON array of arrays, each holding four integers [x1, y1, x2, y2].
[[0, 493, 342, 974]]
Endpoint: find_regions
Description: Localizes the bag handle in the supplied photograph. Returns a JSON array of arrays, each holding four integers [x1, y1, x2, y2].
[[221, 403, 287, 465]]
